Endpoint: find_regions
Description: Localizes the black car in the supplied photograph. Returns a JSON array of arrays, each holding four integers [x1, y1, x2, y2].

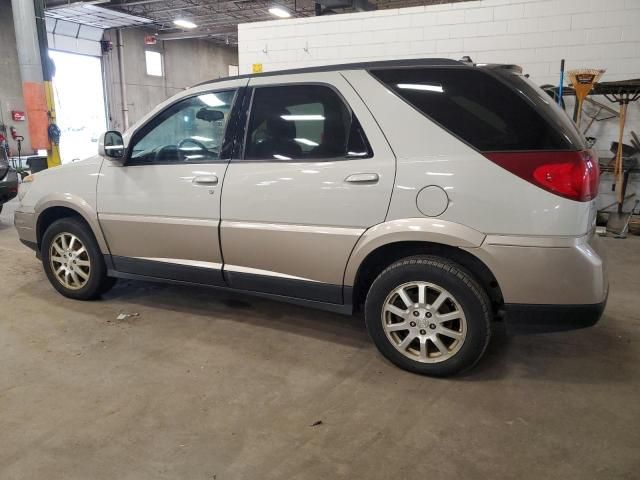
[[0, 148, 19, 215]]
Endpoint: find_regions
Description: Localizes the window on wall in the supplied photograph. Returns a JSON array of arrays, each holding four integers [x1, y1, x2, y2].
[[145, 50, 163, 77], [129, 90, 236, 164], [244, 84, 372, 161]]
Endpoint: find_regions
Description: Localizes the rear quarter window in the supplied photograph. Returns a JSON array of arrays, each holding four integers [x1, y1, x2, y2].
[[369, 67, 583, 152]]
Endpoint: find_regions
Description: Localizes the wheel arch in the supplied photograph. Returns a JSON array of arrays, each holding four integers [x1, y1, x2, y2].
[[35, 198, 109, 254], [347, 221, 504, 313]]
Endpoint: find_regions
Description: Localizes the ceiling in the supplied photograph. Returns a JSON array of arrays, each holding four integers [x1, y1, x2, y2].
[[45, 0, 473, 45], [45, 3, 153, 29]]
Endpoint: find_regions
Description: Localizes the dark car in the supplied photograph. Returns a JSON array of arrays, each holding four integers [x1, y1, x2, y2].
[[0, 148, 19, 215]]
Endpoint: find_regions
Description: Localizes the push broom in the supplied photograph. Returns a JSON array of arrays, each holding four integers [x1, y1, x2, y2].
[[567, 68, 606, 129]]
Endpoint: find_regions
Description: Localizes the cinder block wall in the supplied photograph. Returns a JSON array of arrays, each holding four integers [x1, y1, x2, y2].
[[239, 0, 640, 210]]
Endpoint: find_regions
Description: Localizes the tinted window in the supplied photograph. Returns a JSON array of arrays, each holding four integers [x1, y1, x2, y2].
[[370, 67, 580, 151], [244, 85, 371, 160], [130, 90, 235, 164]]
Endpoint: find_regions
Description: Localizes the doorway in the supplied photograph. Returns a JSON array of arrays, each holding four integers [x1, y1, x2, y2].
[[49, 50, 107, 164]]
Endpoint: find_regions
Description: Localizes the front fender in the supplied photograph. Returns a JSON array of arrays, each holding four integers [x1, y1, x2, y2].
[[35, 194, 110, 254], [343, 218, 486, 286]]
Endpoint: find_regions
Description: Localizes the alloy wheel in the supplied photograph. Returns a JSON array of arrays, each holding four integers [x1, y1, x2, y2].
[[381, 281, 467, 363], [49, 232, 91, 290]]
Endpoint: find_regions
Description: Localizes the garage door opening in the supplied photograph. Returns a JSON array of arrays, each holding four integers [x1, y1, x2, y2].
[[50, 50, 107, 164]]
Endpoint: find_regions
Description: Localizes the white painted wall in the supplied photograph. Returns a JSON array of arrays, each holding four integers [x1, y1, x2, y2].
[[238, 0, 640, 211]]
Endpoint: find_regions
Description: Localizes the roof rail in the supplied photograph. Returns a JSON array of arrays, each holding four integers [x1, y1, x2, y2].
[[191, 57, 463, 88]]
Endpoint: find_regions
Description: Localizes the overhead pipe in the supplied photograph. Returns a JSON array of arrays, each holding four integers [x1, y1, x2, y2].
[[116, 29, 129, 130], [156, 28, 237, 41]]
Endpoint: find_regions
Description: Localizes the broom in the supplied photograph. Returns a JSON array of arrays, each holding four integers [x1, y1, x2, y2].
[[567, 68, 606, 129]]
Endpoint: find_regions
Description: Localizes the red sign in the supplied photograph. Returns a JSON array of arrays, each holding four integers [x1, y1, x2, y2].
[[11, 110, 26, 121], [145, 35, 157, 45]]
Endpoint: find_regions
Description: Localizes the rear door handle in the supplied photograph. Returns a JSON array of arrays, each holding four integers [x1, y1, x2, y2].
[[193, 175, 219, 186], [344, 173, 379, 184]]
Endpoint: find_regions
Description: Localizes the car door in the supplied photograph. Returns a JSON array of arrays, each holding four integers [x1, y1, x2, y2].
[[97, 81, 244, 286], [220, 72, 395, 303]]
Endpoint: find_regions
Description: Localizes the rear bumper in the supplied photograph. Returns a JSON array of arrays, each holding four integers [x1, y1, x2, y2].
[[0, 177, 18, 204], [466, 231, 608, 306], [465, 230, 608, 333], [504, 288, 608, 334]]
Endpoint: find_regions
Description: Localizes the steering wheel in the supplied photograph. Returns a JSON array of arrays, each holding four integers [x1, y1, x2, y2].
[[178, 138, 209, 152], [178, 138, 215, 161]]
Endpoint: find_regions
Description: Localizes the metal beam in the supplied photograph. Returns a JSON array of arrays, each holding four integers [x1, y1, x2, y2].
[[156, 28, 237, 40]]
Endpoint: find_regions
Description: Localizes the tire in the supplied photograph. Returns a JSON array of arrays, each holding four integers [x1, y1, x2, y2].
[[41, 217, 115, 300], [365, 255, 491, 377]]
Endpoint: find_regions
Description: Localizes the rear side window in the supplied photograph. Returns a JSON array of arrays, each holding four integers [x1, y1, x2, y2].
[[244, 84, 372, 161], [370, 67, 581, 151]]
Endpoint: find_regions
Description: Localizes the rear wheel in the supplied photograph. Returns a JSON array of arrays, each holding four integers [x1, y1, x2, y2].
[[41, 217, 115, 300], [365, 256, 491, 377]]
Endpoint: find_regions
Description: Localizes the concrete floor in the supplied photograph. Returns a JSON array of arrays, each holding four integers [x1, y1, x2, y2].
[[1, 199, 639, 480]]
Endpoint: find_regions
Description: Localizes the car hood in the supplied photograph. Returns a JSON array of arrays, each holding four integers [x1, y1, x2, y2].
[[31, 155, 103, 179]]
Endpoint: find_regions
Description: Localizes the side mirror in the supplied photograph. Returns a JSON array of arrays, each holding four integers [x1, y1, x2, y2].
[[98, 131, 125, 160]]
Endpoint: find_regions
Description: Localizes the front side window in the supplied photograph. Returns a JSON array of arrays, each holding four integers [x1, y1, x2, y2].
[[129, 90, 235, 164], [244, 84, 371, 161]]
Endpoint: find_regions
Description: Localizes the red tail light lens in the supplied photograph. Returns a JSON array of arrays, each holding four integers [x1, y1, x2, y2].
[[483, 150, 599, 202]]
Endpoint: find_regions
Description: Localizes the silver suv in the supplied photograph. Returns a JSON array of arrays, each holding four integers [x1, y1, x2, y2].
[[15, 59, 607, 376]]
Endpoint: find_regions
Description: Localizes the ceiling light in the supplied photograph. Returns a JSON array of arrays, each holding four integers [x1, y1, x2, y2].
[[173, 19, 197, 29], [198, 93, 226, 107], [268, 7, 291, 18], [281, 114, 324, 121], [294, 138, 319, 146], [397, 83, 444, 93]]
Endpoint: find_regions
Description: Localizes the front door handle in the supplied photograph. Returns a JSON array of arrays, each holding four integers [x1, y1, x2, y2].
[[193, 175, 218, 186], [344, 173, 379, 184]]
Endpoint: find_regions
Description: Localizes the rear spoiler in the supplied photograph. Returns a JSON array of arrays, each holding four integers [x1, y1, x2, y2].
[[476, 63, 523, 74]]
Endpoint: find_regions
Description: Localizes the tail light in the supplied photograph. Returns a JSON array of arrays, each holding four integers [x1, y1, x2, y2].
[[483, 150, 599, 202]]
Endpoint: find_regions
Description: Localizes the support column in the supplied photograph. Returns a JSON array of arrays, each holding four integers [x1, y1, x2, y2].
[[11, 0, 61, 168]]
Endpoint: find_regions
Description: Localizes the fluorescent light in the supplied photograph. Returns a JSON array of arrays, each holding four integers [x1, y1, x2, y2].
[[273, 154, 291, 160], [281, 114, 324, 121], [269, 7, 291, 18], [198, 93, 225, 107], [397, 83, 444, 93], [294, 137, 319, 146], [191, 135, 213, 142], [173, 19, 197, 29]]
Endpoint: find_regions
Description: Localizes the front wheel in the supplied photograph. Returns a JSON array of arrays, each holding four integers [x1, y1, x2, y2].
[[365, 256, 491, 377], [41, 217, 115, 300]]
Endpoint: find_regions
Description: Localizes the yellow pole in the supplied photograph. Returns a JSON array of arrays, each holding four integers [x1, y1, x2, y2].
[[43, 80, 61, 168]]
